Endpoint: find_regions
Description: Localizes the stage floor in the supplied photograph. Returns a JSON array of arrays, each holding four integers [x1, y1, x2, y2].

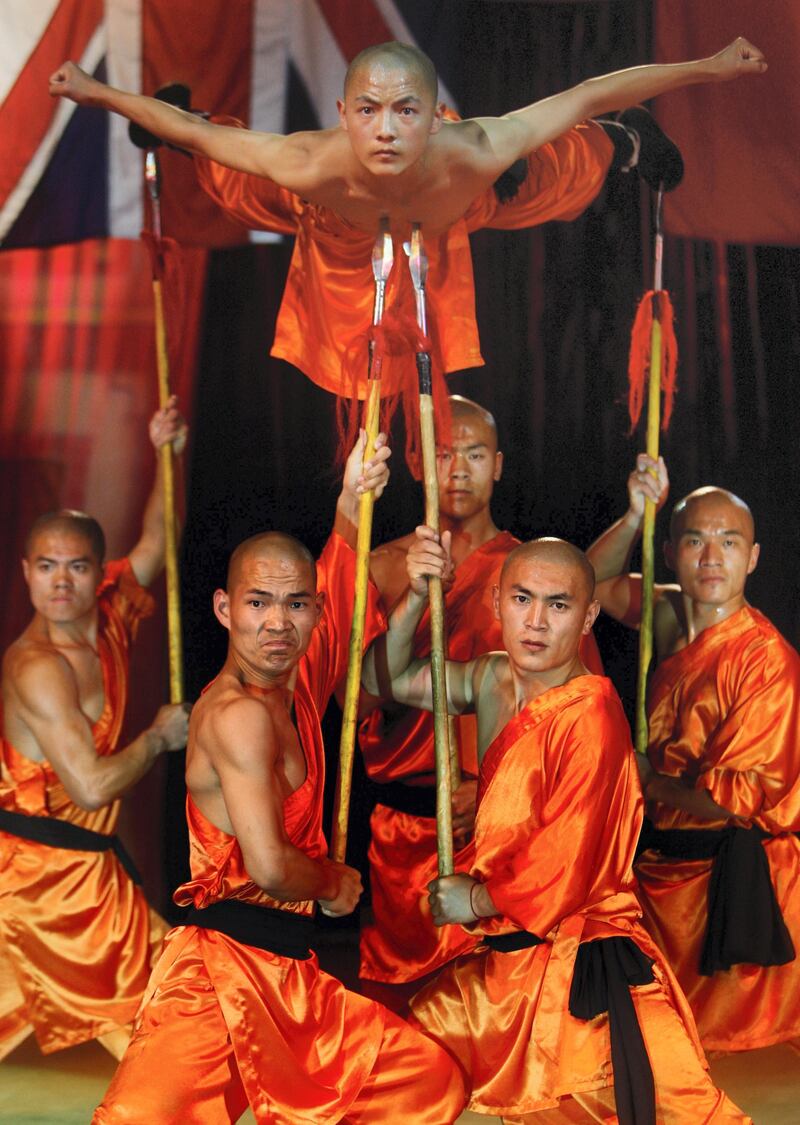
[[2, 1032, 798, 1123]]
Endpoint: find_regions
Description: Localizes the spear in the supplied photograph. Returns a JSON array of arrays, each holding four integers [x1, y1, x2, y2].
[[631, 185, 677, 755], [144, 149, 184, 703], [330, 217, 394, 864], [408, 223, 454, 877]]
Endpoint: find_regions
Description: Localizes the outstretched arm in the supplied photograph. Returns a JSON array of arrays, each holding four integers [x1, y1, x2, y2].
[[128, 396, 188, 588], [49, 61, 318, 184], [465, 37, 766, 173], [587, 453, 670, 625]]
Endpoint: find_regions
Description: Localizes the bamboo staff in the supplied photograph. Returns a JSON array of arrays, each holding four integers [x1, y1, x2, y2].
[[330, 218, 394, 864], [634, 186, 666, 755], [145, 149, 183, 703], [408, 224, 454, 876]]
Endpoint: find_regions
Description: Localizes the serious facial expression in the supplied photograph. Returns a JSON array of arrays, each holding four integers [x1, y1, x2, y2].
[[22, 530, 103, 626], [665, 495, 758, 609], [216, 552, 323, 683], [338, 61, 442, 177], [494, 556, 598, 684], [437, 417, 502, 523]]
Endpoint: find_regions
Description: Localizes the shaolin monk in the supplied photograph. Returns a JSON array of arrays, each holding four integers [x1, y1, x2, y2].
[[363, 531, 749, 1122], [587, 455, 800, 1053], [358, 394, 602, 1011], [93, 435, 466, 1125], [49, 39, 765, 395], [0, 399, 190, 1061]]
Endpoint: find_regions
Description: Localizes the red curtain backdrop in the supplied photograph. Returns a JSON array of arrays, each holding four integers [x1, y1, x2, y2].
[[655, 0, 800, 245]]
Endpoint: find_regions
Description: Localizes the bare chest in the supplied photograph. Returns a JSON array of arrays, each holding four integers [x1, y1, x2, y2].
[[60, 646, 106, 725], [312, 177, 486, 238]]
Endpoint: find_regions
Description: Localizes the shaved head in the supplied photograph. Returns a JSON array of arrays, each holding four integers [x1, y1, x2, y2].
[[344, 41, 438, 101], [25, 509, 105, 563], [227, 531, 316, 591], [501, 538, 596, 600], [449, 395, 497, 440], [670, 487, 754, 544]]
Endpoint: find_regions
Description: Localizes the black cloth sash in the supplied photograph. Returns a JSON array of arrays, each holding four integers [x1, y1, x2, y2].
[[486, 932, 656, 1125], [637, 819, 796, 975], [0, 806, 142, 885], [184, 899, 316, 959], [369, 780, 437, 819]]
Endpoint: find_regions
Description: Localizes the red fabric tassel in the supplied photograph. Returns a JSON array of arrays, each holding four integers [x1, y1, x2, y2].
[[627, 289, 678, 433], [335, 307, 451, 475]]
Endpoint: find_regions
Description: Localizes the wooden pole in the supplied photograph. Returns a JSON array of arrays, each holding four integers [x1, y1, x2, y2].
[[634, 188, 665, 755], [330, 219, 393, 863], [409, 224, 454, 876], [146, 150, 183, 704]]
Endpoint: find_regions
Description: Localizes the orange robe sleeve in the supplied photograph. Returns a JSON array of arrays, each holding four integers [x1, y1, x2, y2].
[[0, 560, 164, 1058], [638, 606, 800, 1051], [409, 677, 743, 1121]]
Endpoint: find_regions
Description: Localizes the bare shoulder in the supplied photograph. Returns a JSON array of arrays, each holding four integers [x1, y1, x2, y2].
[[4, 638, 75, 705], [370, 533, 416, 604], [201, 686, 276, 768], [654, 585, 684, 652]]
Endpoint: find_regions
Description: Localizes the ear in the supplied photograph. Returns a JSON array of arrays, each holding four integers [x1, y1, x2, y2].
[[747, 541, 760, 576], [663, 539, 675, 572], [493, 450, 504, 482], [492, 583, 500, 620], [583, 599, 601, 634], [429, 102, 445, 134], [337, 98, 347, 130], [21, 558, 30, 583], [213, 589, 231, 631], [315, 591, 326, 623]]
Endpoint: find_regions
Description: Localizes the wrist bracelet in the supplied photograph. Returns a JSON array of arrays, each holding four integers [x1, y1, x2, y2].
[[469, 880, 482, 919]]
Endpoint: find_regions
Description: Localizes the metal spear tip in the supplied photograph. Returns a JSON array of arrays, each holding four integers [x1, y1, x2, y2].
[[371, 215, 394, 284], [408, 222, 428, 290]]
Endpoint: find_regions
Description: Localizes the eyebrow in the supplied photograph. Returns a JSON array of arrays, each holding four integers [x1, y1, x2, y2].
[[681, 528, 745, 538], [510, 584, 573, 601], [35, 555, 92, 564], [245, 588, 313, 598], [353, 93, 422, 106], [437, 442, 488, 452]]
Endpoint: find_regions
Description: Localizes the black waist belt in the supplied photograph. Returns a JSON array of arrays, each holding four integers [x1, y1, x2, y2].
[[370, 780, 437, 819], [486, 932, 656, 1125], [184, 899, 316, 959], [638, 819, 796, 975], [0, 806, 141, 885]]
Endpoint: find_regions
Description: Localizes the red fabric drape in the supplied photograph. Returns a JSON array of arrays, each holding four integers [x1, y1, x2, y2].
[[655, 1, 800, 245]]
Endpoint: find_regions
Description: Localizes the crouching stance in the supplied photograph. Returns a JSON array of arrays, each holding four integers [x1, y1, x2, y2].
[[95, 442, 465, 1124], [364, 530, 748, 1123]]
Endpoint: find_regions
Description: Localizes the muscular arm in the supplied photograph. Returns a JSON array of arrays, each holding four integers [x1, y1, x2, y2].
[[128, 397, 187, 587], [637, 755, 736, 821], [49, 62, 319, 186], [14, 652, 186, 811], [464, 38, 766, 173], [209, 698, 355, 909]]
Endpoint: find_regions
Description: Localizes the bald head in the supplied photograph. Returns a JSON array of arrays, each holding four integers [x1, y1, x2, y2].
[[449, 395, 497, 440], [501, 538, 596, 601], [25, 509, 105, 563], [344, 41, 438, 102], [670, 487, 754, 544], [226, 531, 316, 592]]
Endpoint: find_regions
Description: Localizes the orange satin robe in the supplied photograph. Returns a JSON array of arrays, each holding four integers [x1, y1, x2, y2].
[[195, 122, 612, 398], [638, 606, 800, 1052], [410, 676, 748, 1122], [360, 533, 604, 985], [0, 560, 166, 1057], [95, 536, 465, 1125]]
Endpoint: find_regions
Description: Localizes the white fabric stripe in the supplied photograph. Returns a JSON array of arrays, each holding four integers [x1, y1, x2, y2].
[[0, 0, 61, 108], [106, 0, 143, 238], [373, 0, 458, 111], [290, 0, 348, 130], [249, 0, 290, 244], [0, 25, 105, 245]]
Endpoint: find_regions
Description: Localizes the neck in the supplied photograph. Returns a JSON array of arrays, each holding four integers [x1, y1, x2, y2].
[[441, 509, 499, 566], [227, 653, 298, 701], [682, 593, 747, 643], [38, 609, 99, 651], [511, 655, 587, 709]]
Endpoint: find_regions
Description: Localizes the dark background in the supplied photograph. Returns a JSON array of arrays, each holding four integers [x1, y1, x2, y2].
[[161, 1, 799, 914]]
